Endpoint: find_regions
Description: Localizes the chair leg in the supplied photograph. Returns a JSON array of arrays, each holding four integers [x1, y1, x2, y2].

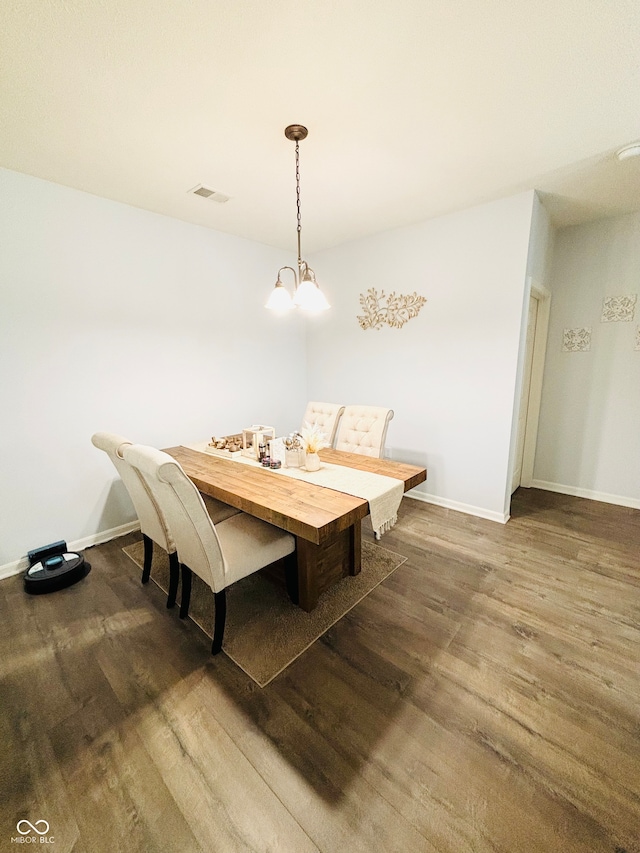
[[141, 534, 153, 584], [284, 550, 299, 605], [180, 565, 192, 619], [167, 551, 179, 609], [211, 590, 227, 655]]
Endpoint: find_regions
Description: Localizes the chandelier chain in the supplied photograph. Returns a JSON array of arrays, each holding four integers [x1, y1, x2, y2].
[[295, 139, 302, 264], [295, 141, 301, 233]]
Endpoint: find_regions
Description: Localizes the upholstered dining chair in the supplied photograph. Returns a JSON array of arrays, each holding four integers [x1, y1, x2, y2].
[[334, 405, 394, 458], [122, 444, 296, 655], [91, 432, 239, 609], [301, 402, 345, 447]]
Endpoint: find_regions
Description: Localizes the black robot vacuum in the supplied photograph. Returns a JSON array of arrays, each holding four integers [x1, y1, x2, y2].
[[24, 540, 91, 594]]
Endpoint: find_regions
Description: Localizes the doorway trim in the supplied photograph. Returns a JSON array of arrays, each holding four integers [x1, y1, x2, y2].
[[520, 282, 551, 487]]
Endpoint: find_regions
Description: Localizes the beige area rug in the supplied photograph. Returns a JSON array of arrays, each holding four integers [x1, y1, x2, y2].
[[123, 540, 406, 687]]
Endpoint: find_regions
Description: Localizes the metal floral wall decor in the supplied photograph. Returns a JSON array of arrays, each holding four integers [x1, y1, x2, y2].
[[563, 327, 592, 352], [357, 288, 427, 330], [601, 294, 636, 323]]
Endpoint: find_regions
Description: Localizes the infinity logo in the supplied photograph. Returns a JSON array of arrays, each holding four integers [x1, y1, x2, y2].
[[16, 820, 50, 836]]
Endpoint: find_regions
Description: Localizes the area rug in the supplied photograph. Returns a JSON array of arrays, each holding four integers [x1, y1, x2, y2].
[[123, 539, 406, 687]]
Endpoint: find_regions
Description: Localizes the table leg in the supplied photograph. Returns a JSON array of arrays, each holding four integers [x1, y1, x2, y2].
[[296, 521, 362, 612], [296, 538, 320, 612], [349, 520, 362, 576]]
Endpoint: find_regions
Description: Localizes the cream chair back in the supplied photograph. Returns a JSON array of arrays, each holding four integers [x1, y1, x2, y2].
[[334, 405, 394, 458], [122, 444, 226, 593], [123, 444, 296, 654], [301, 402, 345, 446], [91, 431, 173, 552]]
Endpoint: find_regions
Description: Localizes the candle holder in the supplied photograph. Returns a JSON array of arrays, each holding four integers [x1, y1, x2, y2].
[[242, 425, 276, 460]]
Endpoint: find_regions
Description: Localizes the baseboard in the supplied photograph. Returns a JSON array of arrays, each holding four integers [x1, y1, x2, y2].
[[0, 520, 141, 582], [529, 480, 640, 511], [406, 490, 509, 524]]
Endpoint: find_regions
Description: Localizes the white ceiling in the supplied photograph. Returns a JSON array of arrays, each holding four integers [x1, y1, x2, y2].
[[2, 0, 640, 253]]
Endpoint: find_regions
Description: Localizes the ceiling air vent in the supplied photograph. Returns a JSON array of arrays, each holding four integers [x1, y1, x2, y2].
[[188, 184, 230, 203]]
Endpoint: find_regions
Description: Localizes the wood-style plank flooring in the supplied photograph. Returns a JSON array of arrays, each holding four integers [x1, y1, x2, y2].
[[1, 488, 639, 852]]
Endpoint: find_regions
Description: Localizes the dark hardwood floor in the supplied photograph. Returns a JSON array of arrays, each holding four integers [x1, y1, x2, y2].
[[1, 488, 639, 853]]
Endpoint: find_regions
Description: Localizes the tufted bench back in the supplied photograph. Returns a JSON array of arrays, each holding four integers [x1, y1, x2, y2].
[[301, 402, 345, 446], [334, 405, 394, 458]]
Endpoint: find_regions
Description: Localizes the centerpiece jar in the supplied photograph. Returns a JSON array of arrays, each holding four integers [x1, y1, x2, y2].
[[299, 422, 329, 472]]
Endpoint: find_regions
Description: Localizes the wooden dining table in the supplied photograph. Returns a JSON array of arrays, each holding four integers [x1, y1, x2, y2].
[[163, 445, 426, 611]]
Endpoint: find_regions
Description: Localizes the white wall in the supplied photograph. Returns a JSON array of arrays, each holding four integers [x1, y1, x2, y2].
[[525, 193, 554, 287], [0, 170, 539, 572], [0, 168, 307, 571], [306, 191, 535, 522], [533, 211, 640, 508]]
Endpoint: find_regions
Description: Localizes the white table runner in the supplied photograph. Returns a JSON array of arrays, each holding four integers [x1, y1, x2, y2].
[[185, 441, 404, 538]]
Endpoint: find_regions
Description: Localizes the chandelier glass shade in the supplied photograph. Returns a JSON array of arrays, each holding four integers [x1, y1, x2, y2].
[[265, 125, 330, 313]]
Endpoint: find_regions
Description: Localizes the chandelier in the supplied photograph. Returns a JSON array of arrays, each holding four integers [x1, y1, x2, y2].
[[265, 125, 330, 313]]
